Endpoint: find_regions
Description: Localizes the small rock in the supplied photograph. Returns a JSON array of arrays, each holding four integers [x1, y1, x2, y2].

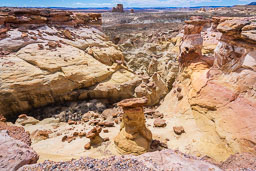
[[16, 115, 39, 126], [173, 126, 185, 135], [56, 132, 62, 136], [93, 113, 99, 119], [103, 137, 110, 142], [104, 121, 114, 127], [0, 114, 6, 122], [82, 118, 89, 122], [177, 94, 183, 101], [31, 36, 38, 40], [67, 136, 76, 143], [62, 135, 68, 142], [153, 111, 164, 118], [68, 120, 76, 125], [154, 118, 166, 127], [62, 30, 73, 40], [78, 132, 86, 137], [38, 44, 44, 50], [177, 87, 182, 92], [21, 32, 28, 38], [103, 129, 109, 133], [47, 41, 57, 49], [73, 132, 79, 136], [18, 114, 27, 119], [84, 142, 91, 150], [114, 118, 119, 124]]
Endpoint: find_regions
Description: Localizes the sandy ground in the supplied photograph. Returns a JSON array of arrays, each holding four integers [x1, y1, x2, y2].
[[19, 114, 229, 163]]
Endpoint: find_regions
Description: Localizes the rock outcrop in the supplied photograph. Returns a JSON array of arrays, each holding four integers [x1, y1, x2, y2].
[[0, 8, 151, 118], [158, 16, 256, 162], [0, 8, 101, 27], [112, 4, 124, 13], [0, 131, 38, 171], [114, 97, 152, 155], [0, 121, 32, 145], [86, 126, 103, 147], [19, 149, 222, 171], [135, 73, 168, 105], [220, 153, 256, 170]]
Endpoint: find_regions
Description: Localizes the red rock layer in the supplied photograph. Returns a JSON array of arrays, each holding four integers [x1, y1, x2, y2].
[[162, 16, 256, 160], [0, 8, 101, 28]]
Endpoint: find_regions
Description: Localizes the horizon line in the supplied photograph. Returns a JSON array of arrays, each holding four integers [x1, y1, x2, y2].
[[0, 5, 233, 8]]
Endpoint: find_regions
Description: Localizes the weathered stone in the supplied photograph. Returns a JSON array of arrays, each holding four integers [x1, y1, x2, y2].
[[86, 126, 103, 146], [63, 29, 74, 40], [173, 126, 185, 135], [153, 118, 167, 127], [84, 142, 91, 150], [68, 120, 76, 125], [0, 131, 38, 170], [0, 122, 31, 145], [0, 114, 6, 122], [114, 97, 152, 155], [15, 115, 39, 126], [31, 129, 52, 143], [158, 16, 256, 162]]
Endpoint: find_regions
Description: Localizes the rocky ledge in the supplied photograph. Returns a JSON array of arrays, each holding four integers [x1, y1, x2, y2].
[[0, 8, 168, 119], [158, 16, 256, 162]]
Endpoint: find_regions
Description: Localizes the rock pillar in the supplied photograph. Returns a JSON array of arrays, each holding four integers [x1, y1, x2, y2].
[[114, 97, 152, 155]]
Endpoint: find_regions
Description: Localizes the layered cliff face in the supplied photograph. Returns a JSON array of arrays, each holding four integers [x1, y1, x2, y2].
[[0, 8, 147, 118], [158, 16, 256, 162]]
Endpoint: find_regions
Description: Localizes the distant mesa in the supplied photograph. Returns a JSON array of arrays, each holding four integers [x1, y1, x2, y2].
[[112, 4, 124, 12], [248, 2, 256, 5]]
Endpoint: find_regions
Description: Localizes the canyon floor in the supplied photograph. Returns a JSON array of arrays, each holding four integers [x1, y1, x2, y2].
[[1, 6, 256, 171]]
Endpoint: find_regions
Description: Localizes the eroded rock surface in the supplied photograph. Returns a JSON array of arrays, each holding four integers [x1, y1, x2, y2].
[[0, 121, 31, 145], [0, 8, 147, 118], [158, 16, 256, 162], [0, 131, 38, 171], [114, 97, 152, 155]]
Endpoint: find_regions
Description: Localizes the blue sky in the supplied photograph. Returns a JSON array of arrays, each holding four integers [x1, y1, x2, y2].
[[0, 0, 255, 7]]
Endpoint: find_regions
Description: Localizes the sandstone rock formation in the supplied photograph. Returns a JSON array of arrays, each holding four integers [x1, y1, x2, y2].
[[0, 131, 38, 170], [0, 8, 101, 27], [19, 149, 222, 171], [0, 8, 148, 118], [114, 97, 152, 155], [158, 16, 256, 162], [112, 4, 124, 13], [86, 126, 103, 146], [15, 114, 39, 126], [135, 73, 168, 105]]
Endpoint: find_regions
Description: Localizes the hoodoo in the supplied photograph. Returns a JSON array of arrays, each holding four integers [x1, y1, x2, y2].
[[114, 97, 152, 155]]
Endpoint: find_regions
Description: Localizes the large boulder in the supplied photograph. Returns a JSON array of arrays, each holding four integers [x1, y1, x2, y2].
[[0, 131, 38, 171], [0, 122, 31, 145]]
